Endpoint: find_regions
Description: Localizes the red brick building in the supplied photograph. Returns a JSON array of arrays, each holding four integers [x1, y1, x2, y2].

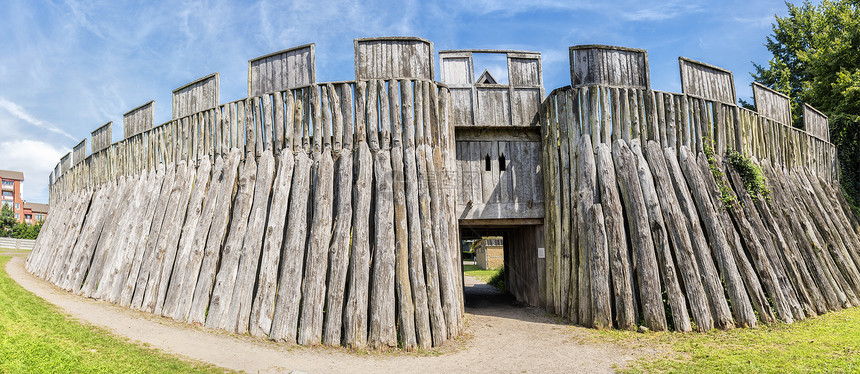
[[23, 202, 48, 224], [0, 170, 25, 222]]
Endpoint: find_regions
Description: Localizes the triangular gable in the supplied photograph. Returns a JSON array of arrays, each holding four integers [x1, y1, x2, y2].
[[476, 69, 498, 84]]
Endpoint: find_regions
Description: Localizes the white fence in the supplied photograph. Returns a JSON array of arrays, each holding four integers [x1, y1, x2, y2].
[[0, 238, 36, 251]]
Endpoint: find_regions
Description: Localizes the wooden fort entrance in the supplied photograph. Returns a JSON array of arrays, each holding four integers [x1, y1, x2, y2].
[[459, 223, 545, 307], [440, 49, 547, 308]]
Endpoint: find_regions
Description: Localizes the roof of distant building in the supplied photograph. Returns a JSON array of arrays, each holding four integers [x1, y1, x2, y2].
[[24, 202, 48, 213], [0, 170, 24, 181]]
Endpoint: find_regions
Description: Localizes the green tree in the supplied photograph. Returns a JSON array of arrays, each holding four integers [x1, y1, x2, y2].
[[0, 205, 15, 237], [26, 221, 42, 239], [751, 0, 860, 213], [10, 222, 29, 239]]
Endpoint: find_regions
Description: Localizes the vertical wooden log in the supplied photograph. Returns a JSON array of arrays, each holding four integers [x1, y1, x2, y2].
[[167, 152, 220, 318], [566, 90, 580, 324], [541, 96, 559, 316], [388, 80, 418, 350], [400, 80, 433, 349], [205, 150, 258, 329], [575, 137, 595, 327], [343, 81, 374, 349], [590, 85, 600, 148], [369, 80, 398, 349], [557, 92, 572, 319], [669, 145, 756, 326], [595, 144, 635, 330], [680, 148, 774, 324], [612, 139, 667, 331], [438, 85, 464, 327], [644, 141, 715, 331], [632, 142, 691, 332], [228, 147, 276, 334], [269, 102, 313, 343], [600, 87, 611, 144], [428, 83, 461, 338], [249, 114, 295, 337], [588, 203, 611, 329], [273, 93, 285, 152], [323, 83, 355, 346], [187, 149, 241, 323], [160, 156, 213, 315], [415, 82, 448, 346], [299, 85, 334, 345]]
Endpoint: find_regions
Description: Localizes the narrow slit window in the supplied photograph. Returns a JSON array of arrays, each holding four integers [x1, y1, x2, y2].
[[485, 154, 492, 171], [499, 153, 506, 171]]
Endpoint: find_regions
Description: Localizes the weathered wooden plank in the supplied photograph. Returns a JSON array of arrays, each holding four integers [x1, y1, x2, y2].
[[82, 177, 136, 299], [719, 159, 796, 323], [126, 167, 172, 308], [797, 171, 860, 299], [728, 165, 807, 321], [61, 181, 118, 292], [756, 162, 821, 317]]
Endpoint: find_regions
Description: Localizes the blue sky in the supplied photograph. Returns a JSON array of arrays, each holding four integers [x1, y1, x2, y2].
[[0, 0, 796, 203]]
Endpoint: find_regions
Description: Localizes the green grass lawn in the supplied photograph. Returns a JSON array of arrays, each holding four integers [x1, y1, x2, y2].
[[604, 307, 860, 373], [0, 256, 227, 373], [463, 264, 505, 291], [462, 264, 500, 282]]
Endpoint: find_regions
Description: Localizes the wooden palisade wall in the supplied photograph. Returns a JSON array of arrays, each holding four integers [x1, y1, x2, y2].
[[34, 38, 857, 344], [541, 45, 851, 333], [32, 39, 462, 351]]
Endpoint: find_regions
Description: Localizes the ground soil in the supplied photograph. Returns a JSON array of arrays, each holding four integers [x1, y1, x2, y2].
[[7, 256, 645, 373]]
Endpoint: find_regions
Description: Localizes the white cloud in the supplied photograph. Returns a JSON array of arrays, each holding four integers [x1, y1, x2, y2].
[[733, 15, 776, 29], [0, 139, 68, 203], [0, 97, 77, 141], [621, 3, 704, 21]]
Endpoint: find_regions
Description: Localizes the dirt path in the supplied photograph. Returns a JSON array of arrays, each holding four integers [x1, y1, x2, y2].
[[7, 257, 642, 373]]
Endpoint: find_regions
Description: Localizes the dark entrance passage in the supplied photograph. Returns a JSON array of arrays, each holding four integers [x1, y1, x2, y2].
[[458, 222, 545, 310]]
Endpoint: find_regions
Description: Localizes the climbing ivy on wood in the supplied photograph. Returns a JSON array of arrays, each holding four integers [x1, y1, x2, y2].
[[703, 139, 737, 209], [726, 149, 771, 204]]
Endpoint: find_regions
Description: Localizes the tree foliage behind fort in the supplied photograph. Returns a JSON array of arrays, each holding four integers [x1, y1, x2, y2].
[[751, 0, 860, 213]]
